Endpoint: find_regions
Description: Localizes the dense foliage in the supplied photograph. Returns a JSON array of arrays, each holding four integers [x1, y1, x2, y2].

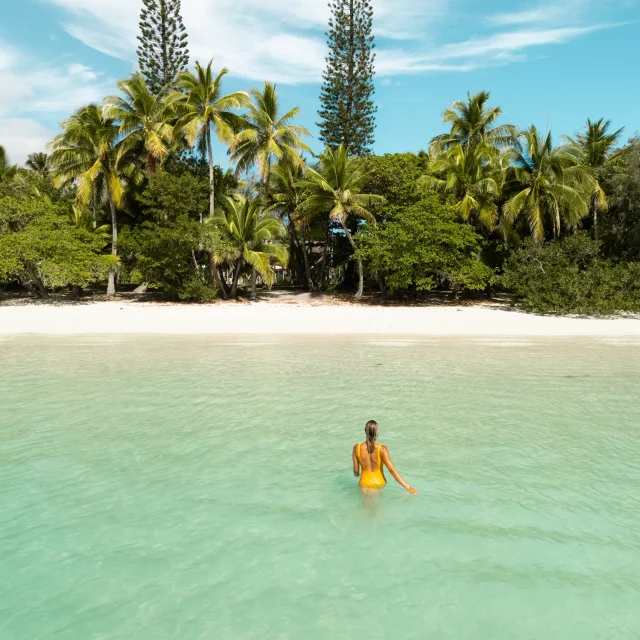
[[0, 178, 114, 296], [318, 0, 377, 156], [501, 233, 640, 315], [356, 196, 494, 294]]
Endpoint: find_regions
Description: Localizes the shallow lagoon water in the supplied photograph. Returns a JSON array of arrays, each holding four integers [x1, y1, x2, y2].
[[1, 336, 640, 639]]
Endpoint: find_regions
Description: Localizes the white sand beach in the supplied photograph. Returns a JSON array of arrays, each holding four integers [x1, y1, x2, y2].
[[1, 298, 640, 336]]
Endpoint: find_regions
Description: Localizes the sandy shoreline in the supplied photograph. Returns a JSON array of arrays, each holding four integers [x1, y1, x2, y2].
[[1, 299, 640, 336]]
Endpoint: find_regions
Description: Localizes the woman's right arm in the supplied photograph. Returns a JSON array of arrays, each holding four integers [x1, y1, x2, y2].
[[381, 446, 417, 494]]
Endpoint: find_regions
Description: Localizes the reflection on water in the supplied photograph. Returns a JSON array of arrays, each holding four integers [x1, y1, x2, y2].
[[1, 336, 640, 639]]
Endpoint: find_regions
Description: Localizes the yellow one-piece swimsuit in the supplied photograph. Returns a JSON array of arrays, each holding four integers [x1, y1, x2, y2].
[[357, 444, 386, 489]]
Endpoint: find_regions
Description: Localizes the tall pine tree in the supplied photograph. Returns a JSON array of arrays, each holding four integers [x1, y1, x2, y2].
[[137, 0, 189, 95], [318, 0, 377, 156]]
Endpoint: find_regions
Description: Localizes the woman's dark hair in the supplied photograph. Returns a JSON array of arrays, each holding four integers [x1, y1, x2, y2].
[[365, 420, 379, 454]]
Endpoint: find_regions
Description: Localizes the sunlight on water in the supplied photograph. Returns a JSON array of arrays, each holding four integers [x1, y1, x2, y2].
[[1, 336, 639, 639]]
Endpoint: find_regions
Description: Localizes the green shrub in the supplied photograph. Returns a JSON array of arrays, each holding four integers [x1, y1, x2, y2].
[[176, 279, 218, 302], [501, 232, 640, 314], [356, 195, 494, 294], [0, 195, 114, 294], [120, 216, 208, 300]]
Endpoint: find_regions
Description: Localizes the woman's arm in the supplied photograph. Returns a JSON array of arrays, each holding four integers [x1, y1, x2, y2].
[[352, 444, 360, 477], [381, 446, 417, 494]]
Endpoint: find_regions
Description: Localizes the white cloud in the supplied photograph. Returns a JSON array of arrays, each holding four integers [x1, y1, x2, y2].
[[490, 6, 567, 26], [0, 71, 34, 116], [438, 26, 602, 59], [487, 0, 620, 27], [0, 39, 112, 123], [377, 50, 476, 75], [38, 0, 627, 81], [0, 118, 54, 164], [0, 48, 14, 70], [27, 66, 111, 114], [375, 25, 604, 74], [67, 63, 99, 81]]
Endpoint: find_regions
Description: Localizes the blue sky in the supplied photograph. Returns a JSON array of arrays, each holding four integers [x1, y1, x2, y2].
[[1, 0, 638, 164]]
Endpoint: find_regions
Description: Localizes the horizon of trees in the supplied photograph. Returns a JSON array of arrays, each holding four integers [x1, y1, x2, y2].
[[2, 72, 639, 312]]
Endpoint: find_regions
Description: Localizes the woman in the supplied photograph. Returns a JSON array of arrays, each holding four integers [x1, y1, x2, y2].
[[352, 420, 417, 494]]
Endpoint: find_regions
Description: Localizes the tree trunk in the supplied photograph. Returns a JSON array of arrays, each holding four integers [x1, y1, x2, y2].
[[300, 234, 314, 292], [593, 200, 599, 242], [260, 158, 271, 200], [25, 262, 46, 298], [345, 0, 355, 150], [107, 188, 118, 297], [340, 221, 363, 299], [217, 266, 230, 299], [320, 221, 331, 288], [146, 152, 155, 174], [230, 260, 243, 298], [377, 272, 386, 297], [206, 125, 214, 221], [290, 224, 314, 291], [92, 189, 97, 231], [208, 252, 225, 295], [19, 272, 40, 298], [250, 267, 257, 298]]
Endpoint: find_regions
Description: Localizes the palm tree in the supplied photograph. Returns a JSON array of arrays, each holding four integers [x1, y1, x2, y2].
[[503, 126, 590, 240], [103, 72, 175, 174], [230, 82, 311, 195], [420, 143, 503, 232], [267, 161, 315, 290], [68, 204, 110, 235], [216, 194, 289, 298], [169, 60, 249, 219], [299, 144, 385, 299], [26, 152, 49, 176], [49, 104, 140, 295], [432, 91, 517, 152], [0, 145, 17, 181], [564, 118, 625, 240]]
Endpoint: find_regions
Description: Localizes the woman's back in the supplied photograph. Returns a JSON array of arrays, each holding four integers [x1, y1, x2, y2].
[[357, 442, 383, 472], [355, 442, 386, 488]]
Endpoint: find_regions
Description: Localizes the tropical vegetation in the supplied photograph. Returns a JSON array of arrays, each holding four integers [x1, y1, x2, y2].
[[2, 28, 640, 314]]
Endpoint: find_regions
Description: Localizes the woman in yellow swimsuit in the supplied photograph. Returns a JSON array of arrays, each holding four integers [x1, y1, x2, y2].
[[352, 420, 417, 494]]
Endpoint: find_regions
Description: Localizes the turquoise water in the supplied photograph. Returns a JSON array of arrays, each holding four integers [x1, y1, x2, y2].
[[1, 335, 640, 639]]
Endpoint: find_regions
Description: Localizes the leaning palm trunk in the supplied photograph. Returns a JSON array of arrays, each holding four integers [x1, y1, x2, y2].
[[340, 222, 364, 299], [107, 190, 118, 297]]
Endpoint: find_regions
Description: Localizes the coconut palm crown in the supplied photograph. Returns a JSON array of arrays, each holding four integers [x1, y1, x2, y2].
[[230, 82, 311, 193]]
